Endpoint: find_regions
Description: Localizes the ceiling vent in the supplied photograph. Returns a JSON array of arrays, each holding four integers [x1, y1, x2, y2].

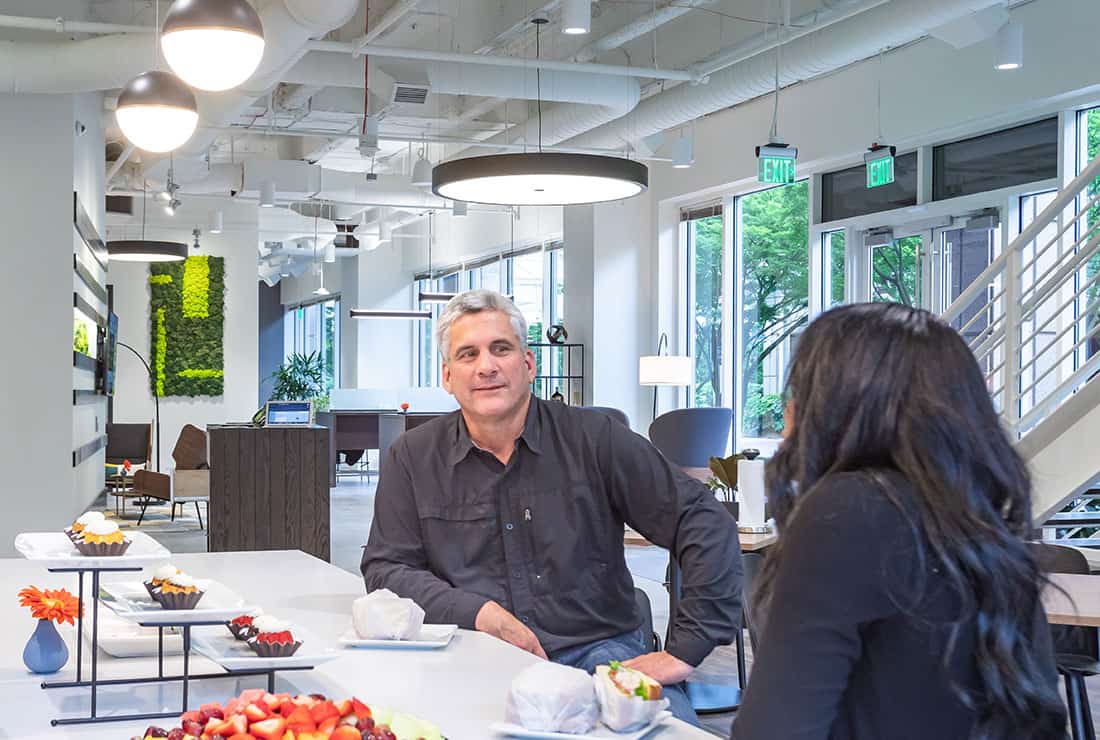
[[392, 82, 430, 105]]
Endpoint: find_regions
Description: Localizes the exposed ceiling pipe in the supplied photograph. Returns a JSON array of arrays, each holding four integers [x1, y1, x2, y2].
[[570, 0, 719, 63], [566, 0, 1004, 150], [0, 33, 153, 93], [106, 142, 136, 187], [306, 39, 701, 82], [361, 0, 422, 44], [0, 14, 150, 35]]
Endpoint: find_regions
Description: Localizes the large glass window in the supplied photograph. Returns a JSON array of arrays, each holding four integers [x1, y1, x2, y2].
[[820, 151, 918, 222], [933, 118, 1058, 201], [738, 181, 810, 439], [284, 296, 340, 391], [821, 230, 846, 308], [683, 207, 724, 407], [1079, 107, 1100, 362]]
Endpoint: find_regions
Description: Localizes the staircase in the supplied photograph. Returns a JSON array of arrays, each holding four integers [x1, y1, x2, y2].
[[940, 153, 1100, 532]]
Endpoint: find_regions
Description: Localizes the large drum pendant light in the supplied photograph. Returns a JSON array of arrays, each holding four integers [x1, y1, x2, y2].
[[161, 0, 266, 92], [115, 70, 199, 153]]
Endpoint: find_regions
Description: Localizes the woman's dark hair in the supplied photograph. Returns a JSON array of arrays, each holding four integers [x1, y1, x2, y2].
[[758, 302, 1065, 739]]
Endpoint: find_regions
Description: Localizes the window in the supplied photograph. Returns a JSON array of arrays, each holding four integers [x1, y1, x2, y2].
[[682, 205, 724, 407], [1019, 189, 1060, 415], [933, 118, 1058, 201], [820, 151, 918, 222], [1079, 107, 1100, 362], [821, 230, 846, 308], [284, 296, 341, 391], [738, 181, 810, 439], [870, 235, 922, 306]]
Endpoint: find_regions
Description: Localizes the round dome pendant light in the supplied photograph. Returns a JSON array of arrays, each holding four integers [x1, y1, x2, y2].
[[429, 15, 647, 206], [115, 70, 199, 153], [161, 0, 266, 92]]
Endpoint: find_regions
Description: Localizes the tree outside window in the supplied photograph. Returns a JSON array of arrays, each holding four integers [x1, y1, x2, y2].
[[688, 215, 723, 407]]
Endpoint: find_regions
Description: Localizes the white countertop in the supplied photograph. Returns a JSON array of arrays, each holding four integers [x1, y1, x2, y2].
[[0, 550, 711, 740]]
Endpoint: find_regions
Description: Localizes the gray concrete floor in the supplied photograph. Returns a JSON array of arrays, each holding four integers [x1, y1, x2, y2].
[[90, 478, 1099, 737]]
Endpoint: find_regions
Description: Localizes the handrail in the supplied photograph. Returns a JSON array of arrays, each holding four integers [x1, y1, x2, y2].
[[943, 153, 1100, 325]]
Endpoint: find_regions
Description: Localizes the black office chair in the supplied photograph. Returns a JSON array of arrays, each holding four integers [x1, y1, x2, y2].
[[586, 406, 630, 428], [634, 587, 661, 653], [1032, 542, 1097, 740]]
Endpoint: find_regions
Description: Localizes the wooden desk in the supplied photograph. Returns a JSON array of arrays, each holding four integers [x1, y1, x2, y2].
[[1044, 572, 1100, 626]]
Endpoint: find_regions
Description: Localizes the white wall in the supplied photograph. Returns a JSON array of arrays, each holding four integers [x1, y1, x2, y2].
[[357, 242, 415, 387], [108, 201, 259, 472], [0, 92, 105, 554]]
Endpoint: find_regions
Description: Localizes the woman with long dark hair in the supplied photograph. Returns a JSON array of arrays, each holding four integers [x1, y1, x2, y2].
[[731, 303, 1066, 740]]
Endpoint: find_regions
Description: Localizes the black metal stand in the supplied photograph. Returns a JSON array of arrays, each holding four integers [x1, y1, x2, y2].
[[530, 342, 585, 405], [117, 341, 160, 472], [41, 565, 309, 726]]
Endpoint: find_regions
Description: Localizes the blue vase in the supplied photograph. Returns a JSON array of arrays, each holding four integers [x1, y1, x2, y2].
[[23, 619, 68, 675]]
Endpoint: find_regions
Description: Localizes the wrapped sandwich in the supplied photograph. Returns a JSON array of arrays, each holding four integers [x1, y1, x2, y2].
[[593, 661, 669, 732], [352, 588, 426, 640], [505, 662, 598, 734]]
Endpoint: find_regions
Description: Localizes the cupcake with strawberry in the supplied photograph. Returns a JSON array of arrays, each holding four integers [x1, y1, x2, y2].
[[226, 608, 264, 640], [156, 572, 205, 610], [247, 616, 301, 658], [66, 511, 105, 542], [74, 519, 131, 556]]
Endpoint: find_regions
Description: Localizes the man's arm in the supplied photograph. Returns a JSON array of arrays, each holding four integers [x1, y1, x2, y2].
[[599, 418, 743, 669], [360, 442, 489, 628]]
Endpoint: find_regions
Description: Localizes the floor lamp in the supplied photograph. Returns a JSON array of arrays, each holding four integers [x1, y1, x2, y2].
[[117, 341, 160, 472], [639, 332, 693, 422]]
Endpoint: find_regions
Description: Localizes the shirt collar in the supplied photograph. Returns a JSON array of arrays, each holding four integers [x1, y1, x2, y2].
[[448, 394, 543, 466]]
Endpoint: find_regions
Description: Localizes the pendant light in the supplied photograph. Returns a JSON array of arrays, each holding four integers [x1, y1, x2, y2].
[[431, 18, 647, 206], [561, 0, 591, 35], [161, 0, 266, 92], [994, 20, 1023, 70], [116, 0, 198, 153], [411, 146, 434, 188], [108, 181, 188, 262]]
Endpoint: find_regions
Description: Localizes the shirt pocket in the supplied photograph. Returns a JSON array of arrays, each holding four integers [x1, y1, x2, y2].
[[519, 482, 614, 596], [417, 502, 504, 583]]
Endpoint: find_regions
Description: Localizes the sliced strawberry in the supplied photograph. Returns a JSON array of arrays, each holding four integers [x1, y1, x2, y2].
[[285, 706, 314, 727], [334, 700, 352, 717], [330, 726, 361, 740], [249, 716, 288, 740], [245, 703, 270, 722], [317, 716, 338, 734], [239, 688, 267, 706], [350, 698, 372, 720], [309, 700, 339, 724], [262, 693, 282, 710], [180, 710, 202, 724], [223, 698, 243, 717], [293, 694, 316, 706], [279, 700, 299, 717], [227, 734, 253, 740]]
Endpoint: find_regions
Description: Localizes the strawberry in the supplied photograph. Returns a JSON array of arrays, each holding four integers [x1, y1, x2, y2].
[[285, 707, 314, 727], [211, 715, 247, 737], [279, 700, 299, 718], [224, 698, 243, 717], [249, 716, 288, 740], [227, 734, 253, 740], [317, 716, 338, 734], [239, 688, 267, 706], [351, 698, 372, 720], [330, 726, 361, 740], [335, 700, 352, 717], [245, 703, 270, 722], [262, 693, 282, 710], [180, 711, 202, 724], [309, 701, 339, 724]]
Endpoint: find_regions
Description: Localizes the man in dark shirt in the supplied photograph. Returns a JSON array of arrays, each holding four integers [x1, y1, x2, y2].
[[361, 289, 742, 724]]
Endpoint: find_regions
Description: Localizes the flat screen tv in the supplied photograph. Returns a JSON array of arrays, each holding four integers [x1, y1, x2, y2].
[[101, 312, 119, 396]]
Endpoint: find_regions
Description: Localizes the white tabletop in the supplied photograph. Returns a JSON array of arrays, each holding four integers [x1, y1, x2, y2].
[[1, 550, 711, 740]]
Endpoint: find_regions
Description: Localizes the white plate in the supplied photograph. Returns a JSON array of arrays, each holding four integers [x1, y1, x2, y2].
[[190, 625, 339, 671], [338, 624, 458, 649], [81, 608, 184, 657], [14, 532, 170, 569], [99, 579, 254, 625], [491, 712, 672, 739]]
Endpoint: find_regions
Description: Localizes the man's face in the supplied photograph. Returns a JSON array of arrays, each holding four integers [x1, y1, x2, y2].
[[442, 310, 536, 420]]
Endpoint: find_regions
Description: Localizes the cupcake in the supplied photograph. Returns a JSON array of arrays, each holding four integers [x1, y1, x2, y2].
[[226, 609, 264, 640], [66, 511, 105, 542], [144, 564, 180, 602], [75, 519, 131, 556], [248, 617, 301, 658], [156, 572, 205, 610]]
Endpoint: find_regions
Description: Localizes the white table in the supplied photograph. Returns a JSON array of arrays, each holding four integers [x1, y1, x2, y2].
[[1, 550, 711, 740]]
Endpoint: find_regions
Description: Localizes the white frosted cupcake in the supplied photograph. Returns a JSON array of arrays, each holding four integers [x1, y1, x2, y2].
[[66, 511, 106, 542], [75, 519, 130, 556], [156, 572, 205, 610]]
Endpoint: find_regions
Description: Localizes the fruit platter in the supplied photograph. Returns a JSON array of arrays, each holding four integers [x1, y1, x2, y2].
[[126, 688, 444, 740]]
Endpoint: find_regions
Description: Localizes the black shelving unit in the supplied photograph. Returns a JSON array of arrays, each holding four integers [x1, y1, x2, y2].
[[530, 342, 585, 406]]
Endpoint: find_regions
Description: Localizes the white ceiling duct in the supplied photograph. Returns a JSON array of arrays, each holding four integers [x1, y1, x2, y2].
[[0, 34, 151, 93], [566, 0, 1003, 150]]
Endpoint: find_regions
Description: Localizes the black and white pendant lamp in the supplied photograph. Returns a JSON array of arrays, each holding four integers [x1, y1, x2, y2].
[[430, 17, 647, 207], [116, 70, 199, 154], [161, 0, 266, 91], [108, 186, 188, 263]]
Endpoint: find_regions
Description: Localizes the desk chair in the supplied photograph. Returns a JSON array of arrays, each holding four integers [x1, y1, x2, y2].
[[648, 407, 744, 713], [1032, 543, 1097, 740]]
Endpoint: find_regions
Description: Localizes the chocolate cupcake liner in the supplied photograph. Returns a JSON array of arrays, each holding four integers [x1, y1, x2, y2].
[[65, 528, 81, 543], [248, 639, 302, 658], [156, 589, 204, 610], [144, 580, 163, 604], [75, 539, 131, 557], [227, 622, 256, 641]]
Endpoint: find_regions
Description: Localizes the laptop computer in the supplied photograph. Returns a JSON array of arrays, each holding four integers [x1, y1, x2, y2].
[[264, 400, 314, 427]]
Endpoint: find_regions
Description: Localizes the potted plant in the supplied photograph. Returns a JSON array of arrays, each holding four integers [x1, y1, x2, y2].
[[706, 453, 744, 520], [254, 352, 330, 424]]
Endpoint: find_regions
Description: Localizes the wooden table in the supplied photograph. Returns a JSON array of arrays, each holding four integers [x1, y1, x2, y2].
[[0, 550, 710, 739], [624, 526, 776, 551], [1044, 572, 1100, 626]]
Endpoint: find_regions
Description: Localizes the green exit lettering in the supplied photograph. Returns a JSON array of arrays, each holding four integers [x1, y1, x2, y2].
[[758, 156, 796, 185], [866, 155, 895, 189]]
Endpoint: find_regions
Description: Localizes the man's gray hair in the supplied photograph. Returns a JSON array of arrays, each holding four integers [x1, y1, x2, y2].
[[436, 289, 528, 362]]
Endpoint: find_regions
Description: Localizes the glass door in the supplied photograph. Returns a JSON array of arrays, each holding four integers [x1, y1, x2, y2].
[[868, 231, 927, 308]]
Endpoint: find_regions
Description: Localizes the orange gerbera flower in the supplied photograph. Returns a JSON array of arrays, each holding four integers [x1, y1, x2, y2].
[[18, 586, 82, 625]]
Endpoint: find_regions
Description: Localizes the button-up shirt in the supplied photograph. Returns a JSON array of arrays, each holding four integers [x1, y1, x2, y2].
[[360, 395, 742, 666]]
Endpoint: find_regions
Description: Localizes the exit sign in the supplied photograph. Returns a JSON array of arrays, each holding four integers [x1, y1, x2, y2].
[[756, 144, 798, 185], [864, 146, 897, 189]]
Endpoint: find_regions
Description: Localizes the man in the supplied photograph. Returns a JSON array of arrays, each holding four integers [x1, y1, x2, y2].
[[361, 289, 742, 724]]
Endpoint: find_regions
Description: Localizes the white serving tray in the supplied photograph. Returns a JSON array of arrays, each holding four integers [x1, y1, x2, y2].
[[190, 626, 339, 671], [80, 607, 184, 657], [14, 532, 170, 569], [99, 579, 254, 625], [338, 624, 458, 649], [491, 712, 671, 739]]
